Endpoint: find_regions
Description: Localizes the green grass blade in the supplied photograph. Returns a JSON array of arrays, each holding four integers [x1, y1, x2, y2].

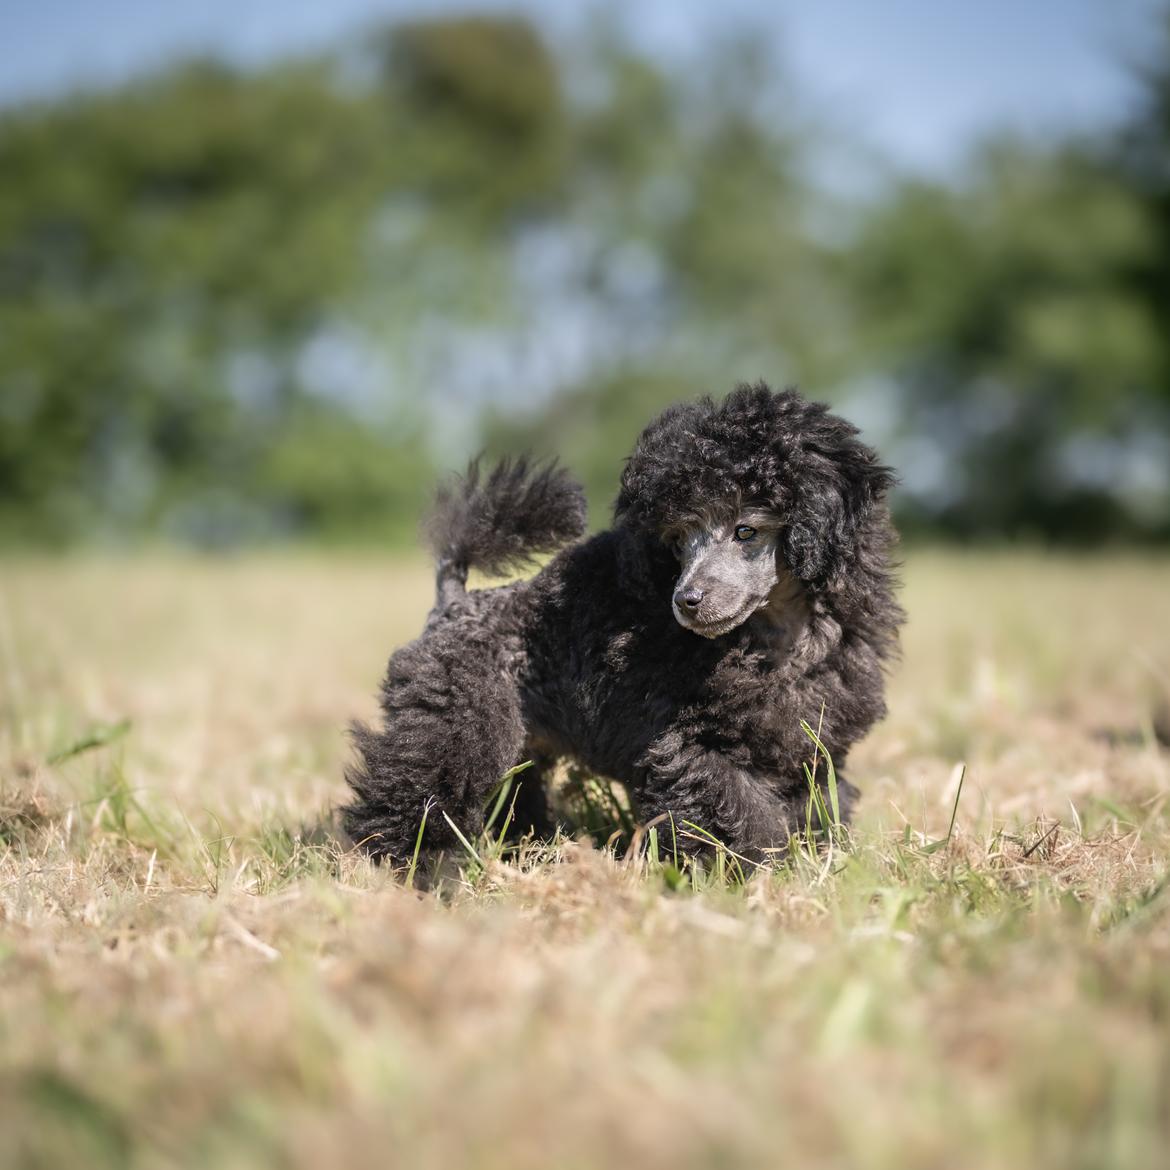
[[441, 810, 483, 866], [484, 760, 534, 834], [405, 798, 433, 889], [47, 719, 132, 765]]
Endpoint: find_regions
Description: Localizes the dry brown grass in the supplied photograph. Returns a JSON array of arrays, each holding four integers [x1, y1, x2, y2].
[[2, 550, 1169, 1170]]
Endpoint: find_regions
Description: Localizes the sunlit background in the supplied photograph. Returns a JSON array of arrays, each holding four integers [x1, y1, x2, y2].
[[3, 0, 1168, 546]]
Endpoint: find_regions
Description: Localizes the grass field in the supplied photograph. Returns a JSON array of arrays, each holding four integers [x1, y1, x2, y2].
[[2, 551, 1169, 1170]]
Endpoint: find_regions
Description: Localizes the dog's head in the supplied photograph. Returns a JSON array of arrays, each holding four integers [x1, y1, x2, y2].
[[661, 505, 785, 638], [615, 382, 895, 638]]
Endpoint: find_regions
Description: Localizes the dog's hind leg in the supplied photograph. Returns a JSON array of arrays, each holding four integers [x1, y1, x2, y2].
[[343, 630, 528, 865]]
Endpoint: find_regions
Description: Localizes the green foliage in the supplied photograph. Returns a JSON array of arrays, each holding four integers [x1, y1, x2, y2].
[[849, 142, 1167, 539], [2, 12, 1169, 545], [0, 55, 427, 544], [386, 15, 567, 220]]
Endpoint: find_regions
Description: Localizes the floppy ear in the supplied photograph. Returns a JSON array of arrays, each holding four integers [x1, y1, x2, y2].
[[780, 421, 895, 587]]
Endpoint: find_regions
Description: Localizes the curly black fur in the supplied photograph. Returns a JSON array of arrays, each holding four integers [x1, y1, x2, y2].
[[343, 382, 904, 863]]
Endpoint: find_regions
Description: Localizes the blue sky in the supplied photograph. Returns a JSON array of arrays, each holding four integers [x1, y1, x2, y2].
[[0, 0, 1163, 173]]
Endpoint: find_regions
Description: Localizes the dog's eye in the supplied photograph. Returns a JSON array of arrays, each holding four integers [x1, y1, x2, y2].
[[733, 525, 757, 542]]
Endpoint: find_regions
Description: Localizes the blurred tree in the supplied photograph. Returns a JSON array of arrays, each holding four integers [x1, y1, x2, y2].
[[0, 58, 426, 543], [1, 10, 1168, 546], [485, 29, 844, 510], [1119, 7, 1170, 396], [384, 15, 567, 222], [846, 141, 1166, 540], [0, 21, 561, 544]]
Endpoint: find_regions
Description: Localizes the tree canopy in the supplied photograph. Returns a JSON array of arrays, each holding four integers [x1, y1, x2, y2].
[[2, 12, 1168, 545]]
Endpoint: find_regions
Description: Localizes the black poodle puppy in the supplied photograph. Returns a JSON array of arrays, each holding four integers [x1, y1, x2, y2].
[[344, 382, 903, 863]]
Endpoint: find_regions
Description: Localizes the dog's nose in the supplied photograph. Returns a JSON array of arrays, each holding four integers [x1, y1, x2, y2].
[[674, 586, 704, 611]]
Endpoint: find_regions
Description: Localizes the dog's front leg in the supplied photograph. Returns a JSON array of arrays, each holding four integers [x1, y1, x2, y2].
[[632, 735, 801, 863]]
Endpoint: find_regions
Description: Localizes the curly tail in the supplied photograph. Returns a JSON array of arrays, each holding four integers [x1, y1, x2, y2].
[[428, 457, 587, 606]]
